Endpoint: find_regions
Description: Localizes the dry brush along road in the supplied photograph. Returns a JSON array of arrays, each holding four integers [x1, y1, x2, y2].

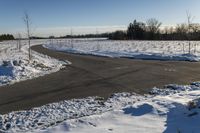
[[1, 45, 200, 114]]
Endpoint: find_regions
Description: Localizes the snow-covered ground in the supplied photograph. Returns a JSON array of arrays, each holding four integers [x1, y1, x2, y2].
[[1, 39, 200, 132], [44, 39, 200, 61], [1, 82, 200, 133], [0, 40, 67, 86], [36, 82, 200, 133]]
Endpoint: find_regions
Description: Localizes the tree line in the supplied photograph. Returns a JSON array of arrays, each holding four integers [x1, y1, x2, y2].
[[0, 34, 15, 41], [109, 18, 200, 40], [2, 18, 200, 41], [59, 33, 110, 39]]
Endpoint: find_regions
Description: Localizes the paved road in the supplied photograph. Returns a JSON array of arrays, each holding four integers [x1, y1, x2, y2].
[[1, 45, 200, 114]]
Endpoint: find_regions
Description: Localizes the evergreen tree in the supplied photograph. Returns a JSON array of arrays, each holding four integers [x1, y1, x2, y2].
[[127, 20, 146, 40], [0, 34, 14, 41]]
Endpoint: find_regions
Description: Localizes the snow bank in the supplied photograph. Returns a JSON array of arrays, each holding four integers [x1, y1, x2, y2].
[[44, 39, 200, 61], [0, 40, 67, 86], [1, 82, 200, 132], [41, 82, 200, 133]]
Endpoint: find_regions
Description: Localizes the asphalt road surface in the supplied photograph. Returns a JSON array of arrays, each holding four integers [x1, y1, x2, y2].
[[1, 45, 200, 114]]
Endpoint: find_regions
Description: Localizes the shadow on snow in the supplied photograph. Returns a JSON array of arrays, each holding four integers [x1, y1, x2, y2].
[[0, 65, 14, 77], [123, 102, 200, 133], [163, 102, 200, 133]]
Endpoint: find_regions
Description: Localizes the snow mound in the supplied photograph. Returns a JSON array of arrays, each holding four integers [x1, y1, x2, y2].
[[0, 40, 68, 86]]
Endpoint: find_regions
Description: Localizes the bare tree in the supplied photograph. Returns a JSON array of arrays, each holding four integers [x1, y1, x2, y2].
[[17, 33, 22, 51], [70, 28, 73, 49], [96, 28, 100, 51], [186, 11, 194, 54], [146, 18, 162, 34], [23, 12, 31, 60], [190, 23, 200, 33], [176, 24, 188, 34]]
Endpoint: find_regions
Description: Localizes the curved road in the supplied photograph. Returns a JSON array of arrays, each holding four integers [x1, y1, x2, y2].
[[1, 45, 200, 114]]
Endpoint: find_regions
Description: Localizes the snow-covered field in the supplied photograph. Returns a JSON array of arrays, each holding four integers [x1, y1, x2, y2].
[[1, 82, 200, 133], [44, 39, 200, 61], [0, 40, 67, 86]]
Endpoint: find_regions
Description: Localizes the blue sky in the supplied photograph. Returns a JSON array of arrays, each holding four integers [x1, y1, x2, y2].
[[0, 0, 200, 36]]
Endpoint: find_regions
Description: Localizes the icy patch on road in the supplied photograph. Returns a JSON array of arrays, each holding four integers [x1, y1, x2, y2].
[[44, 40, 200, 61], [1, 82, 200, 132]]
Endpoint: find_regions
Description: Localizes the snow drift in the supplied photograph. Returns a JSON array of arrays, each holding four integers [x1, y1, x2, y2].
[[44, 39, 200, 61]]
